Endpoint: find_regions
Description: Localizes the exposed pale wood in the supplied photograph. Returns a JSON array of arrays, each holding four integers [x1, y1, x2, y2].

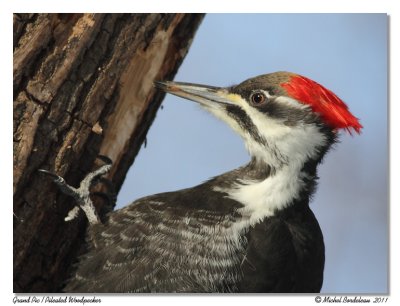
[[13, 13, 204, 293]]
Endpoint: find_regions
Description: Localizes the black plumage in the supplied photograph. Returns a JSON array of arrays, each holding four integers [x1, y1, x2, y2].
[[64, 157, 326, 293]]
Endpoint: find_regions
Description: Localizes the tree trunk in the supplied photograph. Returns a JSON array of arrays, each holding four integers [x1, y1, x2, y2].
[[13, 13, 205, 293]]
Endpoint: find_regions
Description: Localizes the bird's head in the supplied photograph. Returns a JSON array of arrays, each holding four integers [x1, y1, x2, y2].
[[155, 71, 362, 168]]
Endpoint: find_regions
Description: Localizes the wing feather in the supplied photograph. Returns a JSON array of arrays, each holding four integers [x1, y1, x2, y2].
[[64, 196, 244, 293]]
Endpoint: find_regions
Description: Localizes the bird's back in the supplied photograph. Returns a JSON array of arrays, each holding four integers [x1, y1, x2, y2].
[[64, 189, 324, 293], [64, 191, 244, 292]]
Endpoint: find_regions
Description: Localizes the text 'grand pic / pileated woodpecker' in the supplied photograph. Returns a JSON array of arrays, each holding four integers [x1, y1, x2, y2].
[[42, 71, 362, 293]]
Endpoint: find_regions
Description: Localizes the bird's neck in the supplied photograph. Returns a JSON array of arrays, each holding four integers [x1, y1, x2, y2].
[[213, 156, 320, 226], [225, 124, 336, 223]]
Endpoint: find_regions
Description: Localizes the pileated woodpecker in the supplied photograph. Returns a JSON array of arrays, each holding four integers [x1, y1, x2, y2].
[[43, 71, 362, 293]]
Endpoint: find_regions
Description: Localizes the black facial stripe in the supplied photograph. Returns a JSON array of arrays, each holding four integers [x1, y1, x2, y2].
[[225, 105, 266, 145], [230, 83, 320, 127], [257, 99, 320, 127]]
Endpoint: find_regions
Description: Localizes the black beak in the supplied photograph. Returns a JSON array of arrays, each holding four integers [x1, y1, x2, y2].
[[154, 81, 237, 107]]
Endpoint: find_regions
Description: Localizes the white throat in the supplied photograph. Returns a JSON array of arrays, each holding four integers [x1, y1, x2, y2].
[[215, 124, 327, 230]]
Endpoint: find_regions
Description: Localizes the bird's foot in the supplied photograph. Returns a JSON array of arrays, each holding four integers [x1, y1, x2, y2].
[[39, 155, 113, 225]]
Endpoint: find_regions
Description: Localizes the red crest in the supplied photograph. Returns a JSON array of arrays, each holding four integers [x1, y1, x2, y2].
[[280, 75, 362, 134]]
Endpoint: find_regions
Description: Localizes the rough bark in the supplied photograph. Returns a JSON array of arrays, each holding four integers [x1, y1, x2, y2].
[[13, 13, 205, 293]]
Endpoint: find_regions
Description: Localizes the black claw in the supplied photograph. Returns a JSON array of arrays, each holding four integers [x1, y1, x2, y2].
[[38, 169, 60, 180], [97, 155, 113, 165]]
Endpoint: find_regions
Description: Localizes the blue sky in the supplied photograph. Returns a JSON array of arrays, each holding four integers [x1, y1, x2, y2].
[[116, 14, 388, 293]]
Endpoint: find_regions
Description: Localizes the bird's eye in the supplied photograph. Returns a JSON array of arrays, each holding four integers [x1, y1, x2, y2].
[[250, 91, 267, 106]]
